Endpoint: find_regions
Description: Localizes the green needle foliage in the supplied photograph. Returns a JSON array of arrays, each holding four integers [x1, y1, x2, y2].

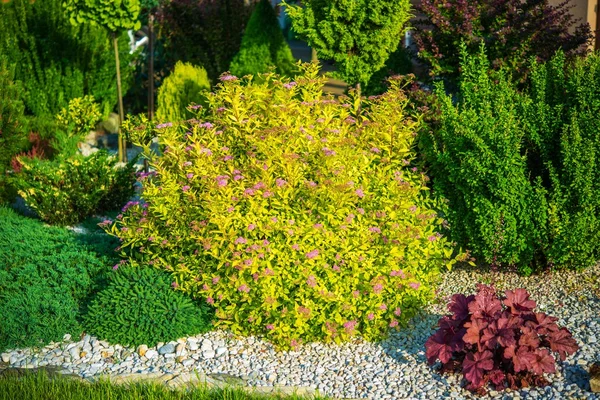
[[229, 0, 296, 78], [83, 265, 213, 347], [157, 61, 211, 122], [0, 207, 111, 352], [284, 0, 412, 88]]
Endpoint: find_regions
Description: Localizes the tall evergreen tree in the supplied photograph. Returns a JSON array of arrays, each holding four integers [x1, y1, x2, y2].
[[229, 0, 296, 77]]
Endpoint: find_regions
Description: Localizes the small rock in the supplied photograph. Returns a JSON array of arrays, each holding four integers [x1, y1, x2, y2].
[[202, 350, 216, 359], [80, 352, 88, 358], [68, 347, 81, 360], [63, 334, 72, 342], [158, 344, 176, 355], [1, 353, 10, 363], [182, 359, 195, 367], [145, 350, 158, 359], [216, 347, 228, 357], [175, 343, 186, 356], [176, 355, 187, 363], [137, 345, 148, 357]]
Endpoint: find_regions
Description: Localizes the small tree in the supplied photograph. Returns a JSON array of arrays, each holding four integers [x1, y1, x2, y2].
[[413, 0, 593, 81], [284, 0, 412, 94], [229, 0, 296, 77], [63, 0, 142, 162]]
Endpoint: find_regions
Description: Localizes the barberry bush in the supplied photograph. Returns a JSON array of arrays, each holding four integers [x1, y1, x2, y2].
[[422, 44, 600, 274], [412, 0, 592, 81], [425, 285, 578, 394], [106, 64, 459, 349]]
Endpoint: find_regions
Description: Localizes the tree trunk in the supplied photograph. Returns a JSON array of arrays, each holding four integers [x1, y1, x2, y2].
[[148, 14, 155, 121], [311, 47, 318, 63], [112, 32, 127, 163]]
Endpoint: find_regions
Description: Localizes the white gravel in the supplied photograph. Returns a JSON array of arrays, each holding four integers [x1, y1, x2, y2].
[[2, 264, 599, 399]]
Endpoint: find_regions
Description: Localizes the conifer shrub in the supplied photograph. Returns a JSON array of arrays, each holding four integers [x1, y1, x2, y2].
[[0, 0, 135, 119], [0, 60, 29, 203], [425, 284, 578, 394], [107, 64, 459, 349], [229, 0, 296, 78], [156, 61, 211, 123], [0, 207, 109, 352], [83, 265, 213, 347]]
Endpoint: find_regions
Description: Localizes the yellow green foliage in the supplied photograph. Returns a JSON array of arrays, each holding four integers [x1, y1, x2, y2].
[[109, 64, 458, 349], [156, 61, 211, 123]]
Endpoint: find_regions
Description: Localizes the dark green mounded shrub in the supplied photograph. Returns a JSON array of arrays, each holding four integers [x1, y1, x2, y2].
[[156, 61, 211, 123], [83, 265, 213, 347], [13, 150, 137, 226], [0, 60, 29, 203], [0, 207, 111, 352], [521, 51, 600, 271], [423, 44, 600, 275], [0, 0, 135, 119], [423, 44, 547, 274], [229, 0, 296, 78]]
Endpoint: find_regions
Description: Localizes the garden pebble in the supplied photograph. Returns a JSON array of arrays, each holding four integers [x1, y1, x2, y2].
[[3, 264, 599, 399]]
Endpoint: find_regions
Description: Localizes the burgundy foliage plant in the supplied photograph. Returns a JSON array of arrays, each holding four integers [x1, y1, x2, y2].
[[412, 0, 593, 81], [425, 284, 578, 394]]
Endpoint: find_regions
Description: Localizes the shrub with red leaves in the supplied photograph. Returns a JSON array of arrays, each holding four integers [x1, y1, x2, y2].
[[412, 0, 593, 82], [425, 284, 578, 394]]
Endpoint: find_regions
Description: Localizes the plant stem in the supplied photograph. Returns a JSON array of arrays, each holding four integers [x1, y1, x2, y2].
[[113, 32, 127, 163]]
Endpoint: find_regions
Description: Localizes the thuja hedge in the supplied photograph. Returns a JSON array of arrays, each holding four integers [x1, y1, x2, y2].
[[106, 64, 460, 349], [422, 44, 600, 275]]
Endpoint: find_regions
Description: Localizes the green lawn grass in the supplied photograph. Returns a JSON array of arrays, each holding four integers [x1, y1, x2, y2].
[[0, 371, 324, 400]]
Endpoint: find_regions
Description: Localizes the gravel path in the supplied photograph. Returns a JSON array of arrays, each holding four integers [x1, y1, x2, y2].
[[2, 264, 599, 400]]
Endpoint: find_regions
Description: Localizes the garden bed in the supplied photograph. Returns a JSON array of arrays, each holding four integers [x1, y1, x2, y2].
[[2, 237, 598, 400]]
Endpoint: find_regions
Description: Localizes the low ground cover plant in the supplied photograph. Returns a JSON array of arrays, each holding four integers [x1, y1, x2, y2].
[[14, 150, 136, 226], [425, 284, 578, 394], [107, 64, 459, 349], [84, 264, 213, 347], [0, 207, 111, 352], [423, 45, 600, 274]]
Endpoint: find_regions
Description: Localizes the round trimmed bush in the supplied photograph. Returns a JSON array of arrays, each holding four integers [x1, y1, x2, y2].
[[108, 64, 459, 349], [83, 265, 213, 347]]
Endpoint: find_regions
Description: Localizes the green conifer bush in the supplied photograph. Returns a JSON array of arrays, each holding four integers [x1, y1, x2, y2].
[[229, 0, 296, 77], [156, 61, 211, 123], [83, 265, 213, 347], [107, 64, 459, 349]]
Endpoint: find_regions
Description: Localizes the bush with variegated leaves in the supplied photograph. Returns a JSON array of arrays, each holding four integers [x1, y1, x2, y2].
[[106, 64, 460, 349]]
